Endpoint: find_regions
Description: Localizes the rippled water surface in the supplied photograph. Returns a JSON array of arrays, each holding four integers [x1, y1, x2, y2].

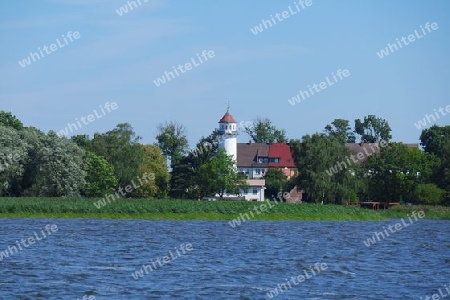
[[0, 218, 449, 299]]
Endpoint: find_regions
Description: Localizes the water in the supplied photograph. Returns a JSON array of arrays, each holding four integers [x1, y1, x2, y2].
[[0, 218, 449, 299]]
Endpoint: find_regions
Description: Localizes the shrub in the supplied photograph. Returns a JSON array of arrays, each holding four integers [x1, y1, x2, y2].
[[414, 184, 445, 205]]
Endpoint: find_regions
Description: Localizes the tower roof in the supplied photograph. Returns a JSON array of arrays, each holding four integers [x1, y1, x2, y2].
[[219, 111, 237, 123]]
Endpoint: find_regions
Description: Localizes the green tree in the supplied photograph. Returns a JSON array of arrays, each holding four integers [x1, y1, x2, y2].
[[244, 117, 287, 143], [83, 151, 117, 197], [0, 126, 28, 196], [156, 121, 189, 168], [89, 123, 143, 187], [195, 149, 247, 199], [365, 143, 437, 202], [354, 115, 392, 143], [71, 134, 91, 149], [0, 111, 23, 131], [264, 169, 289, 200], [324, 119, 355, 143], [414, 183, 445, 205], [420, 125, 450, 203], [420, 125, 450, 157], [290, 134, 359, 204], [135, 144, 170, 198], [169, 130, 220, 199], [18, 127, 46, 196], [25, 131, 86, 197]]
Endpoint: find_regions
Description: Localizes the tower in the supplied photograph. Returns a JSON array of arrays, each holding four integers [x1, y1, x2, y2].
[[218, 107, 238, 165]]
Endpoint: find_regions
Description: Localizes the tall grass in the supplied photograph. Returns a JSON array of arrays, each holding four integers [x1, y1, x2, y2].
[[0, 198, 448, 220]]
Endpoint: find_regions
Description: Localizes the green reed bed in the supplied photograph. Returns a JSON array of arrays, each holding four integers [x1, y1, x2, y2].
[[0, 198, 448, 220]]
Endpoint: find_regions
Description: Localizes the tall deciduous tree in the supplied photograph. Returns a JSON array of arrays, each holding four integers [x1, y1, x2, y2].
[[290, 134, 359, 204], [135, 144, 170, 198], [27, 131, 86, 197], [354, 115, 392, 143], [156, 121, 189, 168], [0, 111, 23, 131], [264, 168, 289, 200], [364, 143, 437, 202], [324, 119, 356, 143], [83, 151, 117, 197], [244, 117, 287, 143], [420, 126, 450, 202], [0, 126, 28, 196], [195, 149, 247, 199], [90, 123, 143, 187], [420, 125, 450, 157]]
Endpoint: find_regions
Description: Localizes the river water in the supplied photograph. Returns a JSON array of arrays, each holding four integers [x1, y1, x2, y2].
[[0, 218, 449, 299]]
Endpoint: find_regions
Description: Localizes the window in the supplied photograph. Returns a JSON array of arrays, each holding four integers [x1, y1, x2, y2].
[[256, 169, 261, 175], [253, 189, 258, 194]]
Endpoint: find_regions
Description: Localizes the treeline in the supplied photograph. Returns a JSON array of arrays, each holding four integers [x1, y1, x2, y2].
[[289, 117, 450, 206], [1, 111, 449, 205], [0, 112, 169, 198]]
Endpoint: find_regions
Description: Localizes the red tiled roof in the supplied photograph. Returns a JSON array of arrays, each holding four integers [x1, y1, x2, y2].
[[267, 143, 296, 168], [219, 112, 236, 123]]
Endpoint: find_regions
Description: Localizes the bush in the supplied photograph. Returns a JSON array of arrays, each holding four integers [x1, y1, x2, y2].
[[414, 184, 445, 205]]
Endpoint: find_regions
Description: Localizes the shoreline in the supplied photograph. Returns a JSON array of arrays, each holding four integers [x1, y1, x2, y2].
[[0, 198, 449, 221]]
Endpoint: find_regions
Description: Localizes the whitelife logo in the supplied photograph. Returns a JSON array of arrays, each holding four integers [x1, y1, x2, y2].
[[250, 0, 313, 35], [288, 69, 350, 106], [131, 243, 193, 280], [376, 22, 438, 59], [115, 0, 149, 16], [18, 31, 81, 68], [363, 210, 425, 247], [0, 224, 58, 261], [152, 50, 215, 87], [57, 102, 118, 137], [414, 104, 450, 130]]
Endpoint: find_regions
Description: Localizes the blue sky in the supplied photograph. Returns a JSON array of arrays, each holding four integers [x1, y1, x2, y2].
[[1, 0, 449, 147]]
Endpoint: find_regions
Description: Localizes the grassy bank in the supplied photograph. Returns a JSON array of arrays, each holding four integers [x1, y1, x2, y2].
[[0, 198, 449, 220]]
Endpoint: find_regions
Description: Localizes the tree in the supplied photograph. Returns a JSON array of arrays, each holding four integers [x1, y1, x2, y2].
[[26, 131, 86, 197], [414, 184, 445, 205], [0, 111, 23, 131], [364, 143, 437, 202], [18, 127, 46, 196], [0, 126, 28, 196], [354, 115, 392, 143], [83, 151, 117, 197], [156, 121, 189, 168], [290, 134, 359, 204], [71, 134, 91, 149], [135, 144, 170, 198], [420, 125, 450, 157], [195, 149, 247, 199], [324, 119, 355, 143], [244, 117, 287, 143], [264, 169, 289, 200], [89, 123, 143, 187], [169, 130, 221, 199], [420, 125, 450, 203]]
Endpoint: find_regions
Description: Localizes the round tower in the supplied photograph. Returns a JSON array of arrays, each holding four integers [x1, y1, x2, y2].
[[218, 109, 238, 164]]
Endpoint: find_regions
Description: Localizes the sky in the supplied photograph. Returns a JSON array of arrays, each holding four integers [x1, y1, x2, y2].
[[1, 0, 449, 148]]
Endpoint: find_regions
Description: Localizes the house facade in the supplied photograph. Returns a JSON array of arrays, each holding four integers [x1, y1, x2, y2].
[[237, 142, 298, 180]]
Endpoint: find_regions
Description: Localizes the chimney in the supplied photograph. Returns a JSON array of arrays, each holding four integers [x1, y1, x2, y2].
[[248, 140, 252, 145]]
